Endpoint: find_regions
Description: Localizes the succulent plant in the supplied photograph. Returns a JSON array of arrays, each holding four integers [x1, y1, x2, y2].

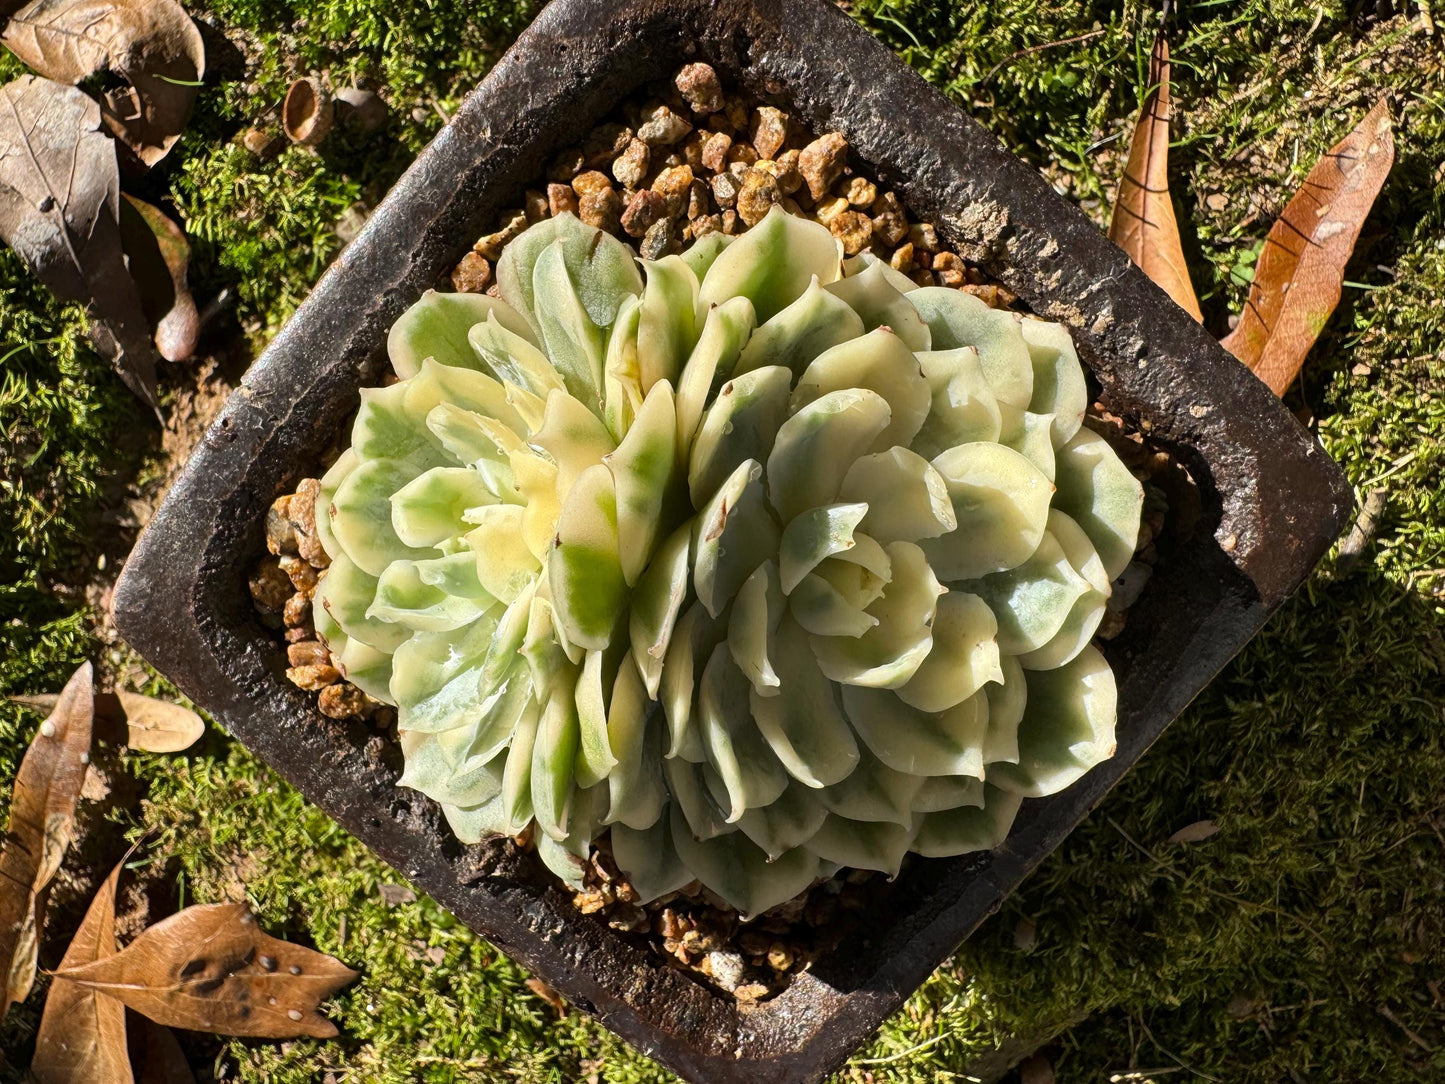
[[311, 206, 1142, 916]]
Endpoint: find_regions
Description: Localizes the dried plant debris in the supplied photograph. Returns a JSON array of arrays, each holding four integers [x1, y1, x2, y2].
[[0, 76, 160, 411], [0, 661, 93, 1018], [12, 688, 205, 753], [119, 194, 200, 363], [1108, 33, 1202, 322], [1221, 96, 1394, 395], [2, 0, 207, 172], [53, 901, 358, 1038], [30, 860, 128, 1084]]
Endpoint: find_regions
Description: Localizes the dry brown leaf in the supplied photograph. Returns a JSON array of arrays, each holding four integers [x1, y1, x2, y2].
[[54, 902, 358, 1038], [1, 0, 206, 172], [1108, 33, 1203, 322], [114, 691, 204, 753], [12, 690, 202, 752], [0, 661, 94, 1018], [1221, 97, 1394, 395], [119, 195, 200, 363], [127, 1014, 195, 1084], [1167, 819, 1220, 844], [30, 859, 131, 1084], [0, 75, 160, 411]]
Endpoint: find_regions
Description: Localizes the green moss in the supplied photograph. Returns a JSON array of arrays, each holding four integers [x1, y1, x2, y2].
[[2, 0, 1443, 1080]]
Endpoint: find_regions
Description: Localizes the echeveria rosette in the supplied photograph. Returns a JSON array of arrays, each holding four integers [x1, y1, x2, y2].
[[311, 206, 1143, 916]]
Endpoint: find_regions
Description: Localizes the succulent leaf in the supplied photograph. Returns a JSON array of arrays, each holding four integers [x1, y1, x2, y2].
[[313, 206, 1142, 911]]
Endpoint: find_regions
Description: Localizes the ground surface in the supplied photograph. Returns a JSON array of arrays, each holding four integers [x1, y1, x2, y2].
[[1, 0, 1443, 1081]]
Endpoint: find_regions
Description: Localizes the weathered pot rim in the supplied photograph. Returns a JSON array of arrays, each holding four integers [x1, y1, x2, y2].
[[112, 0, 1351, 1080]]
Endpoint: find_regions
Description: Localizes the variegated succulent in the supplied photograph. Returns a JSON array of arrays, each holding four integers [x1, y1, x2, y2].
[[311, 206, 1142, 916]]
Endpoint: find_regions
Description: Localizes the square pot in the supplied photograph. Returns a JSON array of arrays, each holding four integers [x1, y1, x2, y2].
[[112, 0, 1351, 1079]]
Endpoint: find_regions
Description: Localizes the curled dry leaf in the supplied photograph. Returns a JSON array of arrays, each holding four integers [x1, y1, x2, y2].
[[1108, 32, 1203, 322], [0, 661, 94, 1018], [12, 689, 204, 752], [119, 195, 200, 363], [30, 860, 130, 1084], [1221, 97, 1394, 396], [0, 76, 160, 412], [54, 902, 358, 1038], [115, 691, 204, 753], [2, 0, 206, 172]]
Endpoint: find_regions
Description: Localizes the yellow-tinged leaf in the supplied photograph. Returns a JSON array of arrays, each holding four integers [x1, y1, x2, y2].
[[1221, 96, 1394, 396], [1108, 33, 1203, 322]]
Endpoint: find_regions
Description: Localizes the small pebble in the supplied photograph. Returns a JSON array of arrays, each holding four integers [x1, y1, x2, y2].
[[287, 663, 340, 691], [612, 138, 650, 188], [678, 130, 707, 170], [450, 251, 493, 293], [651, 164, 694, 217], [845, 176, 877, 207], [829, 209, 873, 255], [890, 241, 915, 271], [546, 183, 579, 218], [637, 102, 691, 146], [570, 170, 613, 197], [686, 180, 709, 221], [908, 222, 939, 252], [736, 169, 780, 227], [933, 250, 967, 286], [798, 131, 848, 200], [871, 191, 909, 245], [814, 195, 849, 225], [578, 187, 622, 232], [674, 62, 723, 114], [288, 641, 331, 668], [265, 498, 297, 556], [691, 213, 722, 238], [721, 208, 740, 234], [750, 106, 788, 160], [473, 210, 527, 260], [706, 949, 746, 992], [248, 562, 292, 613], [621, 189, 667, 237], [724, 141, 759, 168], [639, 216, 676, 259], [318, 682, 368, 719], [282, 588, 309, 630], [710, 171, 740, 208]]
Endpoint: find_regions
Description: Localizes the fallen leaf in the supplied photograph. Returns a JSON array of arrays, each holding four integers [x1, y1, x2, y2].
[[127, 1014, 195, 1084], [115, 691, 204, 753], [0, 661, 94, 1018], [0, 75, 160, 412], [1, 0, 206, 172], [1108, 33, 1203, 322], [119, 195, 200, 363], [1167, 819, 1220, 844], [1221, 97, 1394, 395], [30, 860, 130, 1084], [54, 902, 358, 1038], [12, 690, 202, 751]]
